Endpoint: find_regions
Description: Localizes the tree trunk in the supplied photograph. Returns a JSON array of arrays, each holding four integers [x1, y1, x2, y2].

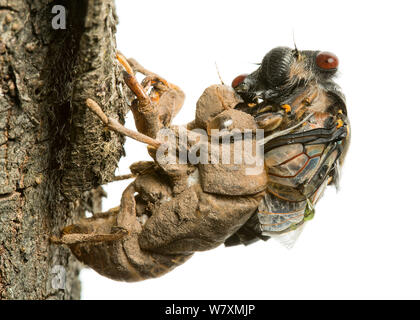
[[0, 0, 128, 299]]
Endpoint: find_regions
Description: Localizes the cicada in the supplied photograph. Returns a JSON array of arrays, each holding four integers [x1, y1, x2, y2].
[[52, 46, 350, 282], [226, 47, 350, 248]]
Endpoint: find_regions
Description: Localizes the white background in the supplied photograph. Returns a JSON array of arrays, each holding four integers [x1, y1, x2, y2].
[[81, 0, 420, 299]]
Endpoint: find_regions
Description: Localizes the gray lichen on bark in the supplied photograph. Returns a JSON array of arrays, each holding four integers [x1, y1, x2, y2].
[[0, 0, 129, 299]]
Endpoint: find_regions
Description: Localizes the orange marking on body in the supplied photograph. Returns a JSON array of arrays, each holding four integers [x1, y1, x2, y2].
[[281, 104, 291, 113]]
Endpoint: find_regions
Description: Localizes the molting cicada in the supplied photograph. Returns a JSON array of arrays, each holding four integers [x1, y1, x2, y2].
[[52, 46, 350, 282]]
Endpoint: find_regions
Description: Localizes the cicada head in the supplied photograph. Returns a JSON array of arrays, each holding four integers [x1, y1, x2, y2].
[[232, 46, 347, 117]]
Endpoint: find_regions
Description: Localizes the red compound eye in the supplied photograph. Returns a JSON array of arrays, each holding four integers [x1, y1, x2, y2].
[[231, 74, 248, 88], [316, 52, 339, 70]]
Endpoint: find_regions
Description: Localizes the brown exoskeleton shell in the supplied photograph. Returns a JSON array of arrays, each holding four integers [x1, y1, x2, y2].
[[52, 61, 267, 281]]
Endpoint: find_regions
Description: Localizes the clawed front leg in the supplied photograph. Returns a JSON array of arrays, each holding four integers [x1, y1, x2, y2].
[[138, 64, 185, 126], [117, 52, 185, 134]]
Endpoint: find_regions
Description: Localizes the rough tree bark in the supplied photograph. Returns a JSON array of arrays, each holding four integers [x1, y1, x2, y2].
[[0, 0, 129, 299]]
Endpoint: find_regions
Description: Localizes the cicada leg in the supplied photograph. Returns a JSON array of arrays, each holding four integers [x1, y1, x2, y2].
[[127, 56, 185, 122], [109, 173, 136, 182], [51, 168, 193, 282], [50, 180, 139, 246], [49, 207, 127, 245], [117, 52, 185, 138], [85, 98, 160, 148]]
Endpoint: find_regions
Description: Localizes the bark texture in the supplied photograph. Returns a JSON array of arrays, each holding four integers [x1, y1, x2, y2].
[[0, 0, 128, 299]]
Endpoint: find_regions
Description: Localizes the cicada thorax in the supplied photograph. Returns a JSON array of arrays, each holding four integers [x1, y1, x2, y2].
[[240, 85, 349, 247]]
